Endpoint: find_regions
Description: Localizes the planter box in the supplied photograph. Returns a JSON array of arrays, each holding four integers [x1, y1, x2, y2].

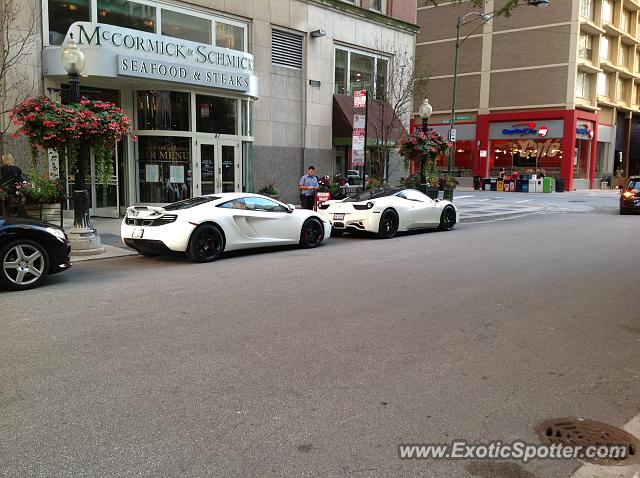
[[25, 203, 61, 224], [443, 187, 454, 201], [417, 184, 439, 199]]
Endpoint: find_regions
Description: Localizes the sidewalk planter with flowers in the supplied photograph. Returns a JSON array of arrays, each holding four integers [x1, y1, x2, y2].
[[398, 129, 451, 199], [258, 183, 281, 200], [9, 96, 134, 223]]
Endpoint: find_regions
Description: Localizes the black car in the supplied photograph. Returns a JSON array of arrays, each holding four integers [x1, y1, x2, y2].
[[0, 217, 72, 290], [620, 176, 640, 215]]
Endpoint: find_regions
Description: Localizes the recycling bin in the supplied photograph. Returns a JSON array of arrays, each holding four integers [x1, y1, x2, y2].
[[497, 178, 504, 192], [516, 179, 523, 192], [473, 175, 482, 190], [483, 178, 491, 191], [521, 180, 529, 193], [555, 178, 565, 193], [528, 179, 537, 192], [490, 178, 497, 191], [543, 177, 553, 193]]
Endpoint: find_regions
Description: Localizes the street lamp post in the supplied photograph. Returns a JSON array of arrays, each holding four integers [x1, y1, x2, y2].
[[418, 98, 432, 185], [448, 0, 550, 174], [61, 35, 103, 255]]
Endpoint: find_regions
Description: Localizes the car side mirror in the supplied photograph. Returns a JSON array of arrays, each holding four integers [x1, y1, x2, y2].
[[287, 204, 296, 213]]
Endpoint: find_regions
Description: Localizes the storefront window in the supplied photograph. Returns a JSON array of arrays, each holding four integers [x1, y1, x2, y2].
[[491, 139, 563, 177], [334, 49, 348, 95], [216, 22, 244, 51], [350, 53, 375, 93], [161, 9, 211, 44], [48, 0, 90, 45], [334, 48, 387, 97], [137, 91, 190, 131], [137, 136, 192, 203], [196, 95, 237, 135], [453, 141, 474, 175], [574, 140, 591, 179], [97, 0, 156, 33]]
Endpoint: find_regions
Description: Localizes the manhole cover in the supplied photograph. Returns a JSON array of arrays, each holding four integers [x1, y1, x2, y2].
[[568, 200, 587, 202], [535, 418, 640, 465]]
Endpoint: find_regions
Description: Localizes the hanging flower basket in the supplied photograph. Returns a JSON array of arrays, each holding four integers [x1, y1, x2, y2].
[[398, 128, 451, 162], [10, 96, 135, 187]]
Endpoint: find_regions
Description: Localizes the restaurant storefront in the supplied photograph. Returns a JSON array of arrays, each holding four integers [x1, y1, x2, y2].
[[41, 0, 257, 216]]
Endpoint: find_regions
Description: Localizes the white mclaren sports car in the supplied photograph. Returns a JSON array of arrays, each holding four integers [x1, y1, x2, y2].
[[317, 187, 459, 238], [121, 193, 331, 262]]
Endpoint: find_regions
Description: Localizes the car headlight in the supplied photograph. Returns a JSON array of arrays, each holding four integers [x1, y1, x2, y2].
[[46, 227, 67, 241]]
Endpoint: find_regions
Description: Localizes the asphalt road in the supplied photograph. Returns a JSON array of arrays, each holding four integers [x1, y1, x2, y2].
[[1, 200, 639, 477]]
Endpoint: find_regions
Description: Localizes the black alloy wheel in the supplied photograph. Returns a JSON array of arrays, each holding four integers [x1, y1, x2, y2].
[[300, 218, 324, 248], [187, 224, 225, 262], [378, 209, 399, 239], [0, 240, 49, 291], [438, 207, 457, 231]]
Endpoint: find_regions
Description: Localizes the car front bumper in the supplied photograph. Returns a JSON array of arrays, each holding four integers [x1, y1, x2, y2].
[[50, 239, 72, 275], [620, 198, 640, 212]]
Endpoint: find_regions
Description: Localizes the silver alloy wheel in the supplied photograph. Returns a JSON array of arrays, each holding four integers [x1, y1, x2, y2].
[[2, 244, 45, 286]]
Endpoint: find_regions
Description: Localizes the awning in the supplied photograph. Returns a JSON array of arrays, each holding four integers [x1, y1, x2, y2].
[[332, 94, 407, 146]]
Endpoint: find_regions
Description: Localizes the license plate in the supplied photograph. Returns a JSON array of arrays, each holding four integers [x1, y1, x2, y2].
[[132, 228, 144, 239], [333, 213, 345, 220]]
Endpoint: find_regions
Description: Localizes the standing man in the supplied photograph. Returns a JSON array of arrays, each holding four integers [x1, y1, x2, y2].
[[299, 165, 318, 210]]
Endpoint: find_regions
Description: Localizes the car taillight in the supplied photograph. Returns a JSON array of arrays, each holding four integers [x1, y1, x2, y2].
[[318, 203, 330, 210], [353, 201, 375, 210]]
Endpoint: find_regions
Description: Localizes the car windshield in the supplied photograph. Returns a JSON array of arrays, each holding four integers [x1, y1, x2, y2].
[[344, 188, 403, 202], [625, 179, 640, 189], [164, 197, 219, 210]]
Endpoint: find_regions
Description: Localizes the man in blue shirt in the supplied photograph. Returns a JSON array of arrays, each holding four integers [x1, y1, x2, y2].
[[299, 165, 319, 210]]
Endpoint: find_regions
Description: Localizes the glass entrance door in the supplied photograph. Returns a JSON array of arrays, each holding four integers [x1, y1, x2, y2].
[[197, 140, 240, 195], [91, 145, 120, 218]]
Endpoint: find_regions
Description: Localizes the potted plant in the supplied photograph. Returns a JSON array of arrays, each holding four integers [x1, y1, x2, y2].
[[442, 172, 459, 201], [16, 170, 66, 223], [398, 129, 450, 199], [258, 182, 281, 200]]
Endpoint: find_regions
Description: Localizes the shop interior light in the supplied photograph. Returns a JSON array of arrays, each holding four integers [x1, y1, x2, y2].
[[144, 20, 154, 27], [69, 4, 78, 11], [100, 9, 108, 17]]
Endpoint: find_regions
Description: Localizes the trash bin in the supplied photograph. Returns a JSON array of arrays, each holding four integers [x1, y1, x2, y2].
[[473, 175, 482, 190], [543, 177, 553, 193], [483, 178, 491, 191], [490, 178, 497, 191], [503, 179, 511, 192], [555, 178, 565, 193], [516, 179, 523, 192], [497, 178, 504, 192], [528, 179, 537, 193], [521, 180, 529, 193]]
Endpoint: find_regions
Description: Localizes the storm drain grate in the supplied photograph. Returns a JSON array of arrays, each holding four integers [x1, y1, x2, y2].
[[568, 200, 587, 202], [535, 417, 640, 465]]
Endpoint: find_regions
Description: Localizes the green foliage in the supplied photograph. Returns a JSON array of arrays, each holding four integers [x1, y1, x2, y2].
[[16, 169, 65, 205], [258, 182, 280, 196]]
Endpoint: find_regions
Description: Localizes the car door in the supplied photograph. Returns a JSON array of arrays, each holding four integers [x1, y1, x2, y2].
[[241, 197, 297, 244], [400, 189, 440, 227], [216, 198, 266, 249]]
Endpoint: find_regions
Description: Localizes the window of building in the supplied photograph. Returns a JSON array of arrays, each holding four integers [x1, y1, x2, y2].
[[196, 95, 237, 135], [578, 34, 593, 61], [216, 22, 244, 51], [580, 0, 594, 21], [576, 72, 592, 99], [617, 78, 628, 101], [621, 9, 631, 33], [620, 44, 630, 68], [602, 0, 613, 23], [137, 136, 192, 203], [137, 91, 190, 131], [597, 72, 609, 96], [599, 36, 611, 61], [48, 0, 91, 45], [161, 9, 211, 44], [370, 0, 385, 14], [97, 0, 156, 33], [334, 47, 388, 98]]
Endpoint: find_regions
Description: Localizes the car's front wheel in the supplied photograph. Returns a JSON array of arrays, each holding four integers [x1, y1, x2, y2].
[[438, 206, 457, 231], [0, 240, 49, 291], [300, 218, 324, 248], [378, 209, 399, 239], [186, 224, 225, 262]]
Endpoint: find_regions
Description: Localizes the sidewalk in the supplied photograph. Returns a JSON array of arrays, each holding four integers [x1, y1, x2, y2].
[[63, 217, 137, 263]]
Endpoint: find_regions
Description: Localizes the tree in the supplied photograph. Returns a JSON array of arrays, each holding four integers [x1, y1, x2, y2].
[[366, 40, 429, 184], [0, 0, 39, 155]]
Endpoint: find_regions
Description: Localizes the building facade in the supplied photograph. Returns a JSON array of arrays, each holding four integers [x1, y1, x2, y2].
[[2, 0, 417, 216], [415, 0, 640, 191]]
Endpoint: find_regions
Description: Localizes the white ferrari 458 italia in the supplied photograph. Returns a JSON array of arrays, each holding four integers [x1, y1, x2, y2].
[[317, 187, 460, 238], [121, 193, 331, 262]]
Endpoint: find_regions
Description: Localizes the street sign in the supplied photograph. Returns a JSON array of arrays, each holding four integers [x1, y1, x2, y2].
[[449, 129, 457, 142], [352, 149, 364, 166], [353, 114, 366, 129], [354, 90, 367, 108]]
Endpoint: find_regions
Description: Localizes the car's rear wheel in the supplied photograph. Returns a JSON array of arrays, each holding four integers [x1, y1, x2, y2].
[[300, 218, 324, 248], [438, 207, 456, 231], [186, 224, 225, 262], [0, 240, 49, 291], [378, 209, 399, 239]]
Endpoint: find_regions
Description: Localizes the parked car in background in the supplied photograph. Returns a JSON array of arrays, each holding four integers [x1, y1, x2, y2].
[[0, 217, 72, 291], [317, 187, 459, 238], [620, 176, 640, 214], [121, 193, 331, 262], [347, 170, 361, 185]]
